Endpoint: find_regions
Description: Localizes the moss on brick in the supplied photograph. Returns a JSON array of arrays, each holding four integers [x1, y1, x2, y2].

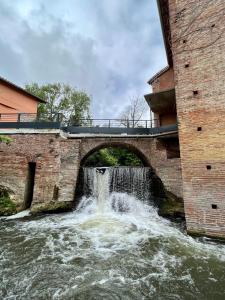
[[0, 196, 17, 216], [0, 135, 13, 144], [158, 191, 185, 220], [187, 229, 225, 243], [31, 201, 73, 214]]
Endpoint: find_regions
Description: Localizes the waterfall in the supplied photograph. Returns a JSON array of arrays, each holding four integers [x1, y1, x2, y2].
[[109, 167, 153, 201], [81, 167, 154, 213]]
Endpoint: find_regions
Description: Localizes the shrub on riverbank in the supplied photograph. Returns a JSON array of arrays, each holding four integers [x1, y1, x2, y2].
[[0, 135, 12, 144], [0, 196, 17, 216]]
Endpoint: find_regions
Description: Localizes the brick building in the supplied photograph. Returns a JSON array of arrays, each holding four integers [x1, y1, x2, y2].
[[0, 77, 45, 121], [145, 66, 176, 127], [146, 0, 225, 238]]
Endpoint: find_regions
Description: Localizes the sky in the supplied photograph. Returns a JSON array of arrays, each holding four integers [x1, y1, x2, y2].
[[0, 0, 167, 118]]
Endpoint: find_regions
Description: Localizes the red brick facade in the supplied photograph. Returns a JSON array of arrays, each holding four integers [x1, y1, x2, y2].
[[0, 133, 182, 213], [151, 67, 175, 93], [0, 134, 80, 211], [169, 0, 225, 237]]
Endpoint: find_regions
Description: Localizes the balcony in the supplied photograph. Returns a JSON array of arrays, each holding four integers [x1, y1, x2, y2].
[[144, 88, 176, 114]]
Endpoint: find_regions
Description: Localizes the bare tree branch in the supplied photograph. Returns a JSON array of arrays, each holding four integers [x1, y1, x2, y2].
[[119, 97, 145, 128], [171, 0, 225, 54]]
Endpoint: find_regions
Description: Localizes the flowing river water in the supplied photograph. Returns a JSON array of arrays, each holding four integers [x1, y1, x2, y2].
[[1, 167, 225, 299]]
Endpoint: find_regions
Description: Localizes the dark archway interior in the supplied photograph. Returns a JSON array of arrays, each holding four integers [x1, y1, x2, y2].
[[81, 142, 150, 167]]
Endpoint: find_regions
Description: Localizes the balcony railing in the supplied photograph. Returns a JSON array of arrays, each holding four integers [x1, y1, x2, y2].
[[0, 113, 62, 123]]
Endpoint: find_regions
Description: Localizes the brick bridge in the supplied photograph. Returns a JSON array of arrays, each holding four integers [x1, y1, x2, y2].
[[0, 129, 181, 213]]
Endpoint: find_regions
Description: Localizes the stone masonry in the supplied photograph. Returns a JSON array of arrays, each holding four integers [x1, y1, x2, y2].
[[0, 132, 182, 213], [0, 133, 80, 212]]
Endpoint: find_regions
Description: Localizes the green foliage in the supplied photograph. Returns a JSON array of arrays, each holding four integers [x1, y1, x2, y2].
[[0, 136, 12, 144], [84, 147, 143, 167], [25, 83, 91, 124], [108, 148, 143, 166], [84, 148, 118, 167], [0, 196, 16, 216]]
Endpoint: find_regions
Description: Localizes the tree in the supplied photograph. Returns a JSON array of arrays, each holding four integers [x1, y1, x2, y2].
[[84, 148, 118, 167], [107, 147, 143, 166], [119, 97, 145, 128], [84, 147, 143, 167], [25, 83, 91, 124]]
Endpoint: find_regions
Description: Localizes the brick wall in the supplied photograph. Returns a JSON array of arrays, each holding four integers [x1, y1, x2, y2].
[[150, 139, 182, 198], [151, 67, 175, 93], [0, 134, 81, 212], [169, 0, 225, 237], [79, 137, 183, 198], [0, 134, 183, 213], [149, 67, 176, 127], [160, 113, 177, 126]]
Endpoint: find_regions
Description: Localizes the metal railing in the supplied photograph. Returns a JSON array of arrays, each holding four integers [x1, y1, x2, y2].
[[67, 118, 160, 128], [0, 113, 160, 128], [0, 113, 178, 135], [0, 113, 62, 123]]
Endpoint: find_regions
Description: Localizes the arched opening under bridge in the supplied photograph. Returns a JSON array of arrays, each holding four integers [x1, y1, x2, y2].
[[75, 142, 166, 206], [80, 141, 151, 167]]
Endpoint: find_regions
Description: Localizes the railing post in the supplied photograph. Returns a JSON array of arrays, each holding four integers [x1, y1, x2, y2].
[[145, 120, 147, 128], [17, 113, 21, 122], [108, 120, 111, 128], [56, 113, 60, 123]]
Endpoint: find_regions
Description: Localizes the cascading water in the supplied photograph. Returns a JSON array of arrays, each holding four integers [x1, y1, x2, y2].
[[81, 167, 154, 214], [1, 167, 225, 299]]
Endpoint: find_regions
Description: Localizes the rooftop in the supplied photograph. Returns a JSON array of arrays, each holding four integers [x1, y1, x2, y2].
[[0, 76, 45, 103], [147, 66, 170, 85], [156, 0, 172, 66]]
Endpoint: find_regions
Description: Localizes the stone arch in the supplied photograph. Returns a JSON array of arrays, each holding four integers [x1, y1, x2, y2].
[[80, 140, 151, 167], [75, 139, 169, 208]]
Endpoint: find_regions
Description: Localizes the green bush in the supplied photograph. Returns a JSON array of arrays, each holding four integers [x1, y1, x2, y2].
[[84, 147, 143, 167], [0, 196, 17, 216], [0, 136, 12, 144]]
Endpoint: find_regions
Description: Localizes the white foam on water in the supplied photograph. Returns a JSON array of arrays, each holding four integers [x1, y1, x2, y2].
[[2, 167, 225, 299], [6, 209, 31, 219], [13, 190, 225, 264]]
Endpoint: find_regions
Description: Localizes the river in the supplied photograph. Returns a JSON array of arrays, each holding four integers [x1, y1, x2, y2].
[[1, 167, 225, 299]]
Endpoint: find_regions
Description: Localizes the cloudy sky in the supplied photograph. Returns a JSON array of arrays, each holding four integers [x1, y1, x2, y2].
[[1, 0, 167, 118]]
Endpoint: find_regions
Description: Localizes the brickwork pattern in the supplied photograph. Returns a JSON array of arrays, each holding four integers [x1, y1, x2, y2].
[[0, 134, 182, 212], [151, 67, 175, 93], [0, 134, 81, 211], [169, 0, 225, 237], [79, 137, 182, 198]]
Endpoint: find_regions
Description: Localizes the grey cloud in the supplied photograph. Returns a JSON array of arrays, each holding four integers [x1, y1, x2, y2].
[[0, 0, 167, 118]]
